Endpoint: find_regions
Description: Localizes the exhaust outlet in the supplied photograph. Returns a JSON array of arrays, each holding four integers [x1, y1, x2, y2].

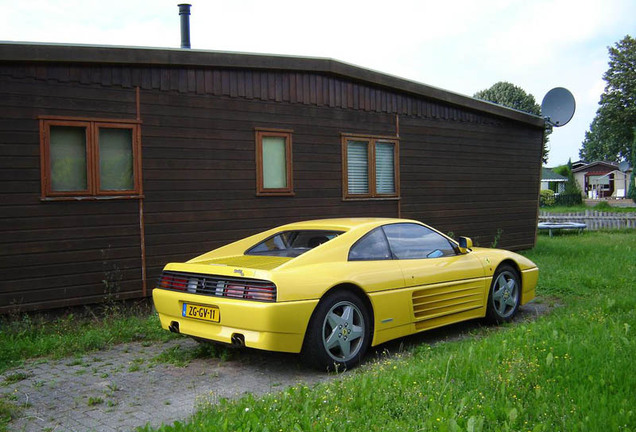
[[168, 321, 180, 333], [231, 333, 245, 347]]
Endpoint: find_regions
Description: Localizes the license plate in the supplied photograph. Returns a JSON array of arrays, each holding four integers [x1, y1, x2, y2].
[[182, 303, 220, 323]]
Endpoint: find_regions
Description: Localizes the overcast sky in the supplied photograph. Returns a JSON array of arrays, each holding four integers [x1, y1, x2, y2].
[[1, 0, 634, 166]]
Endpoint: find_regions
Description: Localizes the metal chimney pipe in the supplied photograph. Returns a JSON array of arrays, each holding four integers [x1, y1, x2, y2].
[[178, 4, 191, 49]]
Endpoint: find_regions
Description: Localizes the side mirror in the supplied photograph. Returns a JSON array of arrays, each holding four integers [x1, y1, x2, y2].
[[458, 236, 473, 254]]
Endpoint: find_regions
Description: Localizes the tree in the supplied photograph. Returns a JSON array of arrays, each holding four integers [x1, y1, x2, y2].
[[628, 127, 636, 200], [563, 159, 582, 196], [555, 158, 583, 206], [580, 35, 636, 163], [552, 163, 570, 177], [474, 82, 550, 164]]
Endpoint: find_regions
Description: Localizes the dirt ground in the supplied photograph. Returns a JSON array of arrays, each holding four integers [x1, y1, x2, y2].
[[0, 302, 551, 432]]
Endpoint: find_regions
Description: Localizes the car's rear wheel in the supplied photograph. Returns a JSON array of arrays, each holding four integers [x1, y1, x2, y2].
[[302, 291, 371, 371], [486, 265, 521, 323]]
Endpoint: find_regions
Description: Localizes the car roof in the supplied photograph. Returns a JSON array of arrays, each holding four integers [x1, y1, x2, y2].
[[274, 218, 418, 232]]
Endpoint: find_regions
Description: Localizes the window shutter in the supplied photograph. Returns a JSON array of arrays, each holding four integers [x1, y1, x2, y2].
[[347, 140, 369, 194], [375, 141, 395, 194]]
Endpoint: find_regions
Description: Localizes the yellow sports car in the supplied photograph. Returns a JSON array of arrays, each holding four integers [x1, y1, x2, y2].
[[153, 218, 538, 370]]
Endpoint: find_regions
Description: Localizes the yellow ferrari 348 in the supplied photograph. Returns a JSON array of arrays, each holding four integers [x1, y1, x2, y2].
[[153, 218, 538, 370]]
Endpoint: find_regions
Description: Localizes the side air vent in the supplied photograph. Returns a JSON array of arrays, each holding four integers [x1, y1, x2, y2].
[[412, 283, 483, 330]]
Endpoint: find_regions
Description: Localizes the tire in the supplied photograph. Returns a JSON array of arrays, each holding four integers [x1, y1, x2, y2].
[[485, 265, 521, 324], [301, 291, 371, 371]]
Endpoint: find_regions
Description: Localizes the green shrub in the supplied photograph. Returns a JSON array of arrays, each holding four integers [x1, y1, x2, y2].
[[539, 189, 555, 207], [555, 192, 583, 206], [555, 159, 583, 207]]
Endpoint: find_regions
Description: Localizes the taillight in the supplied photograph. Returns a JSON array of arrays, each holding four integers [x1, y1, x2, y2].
[[173, 276, 188, 290], [159, 274, 173, 289], [225, 284, 245, 298], [158, 271, 276, 301], [158, 274, 188, 291], [225, 283, 276, 301], [245, 283, 276, 301]]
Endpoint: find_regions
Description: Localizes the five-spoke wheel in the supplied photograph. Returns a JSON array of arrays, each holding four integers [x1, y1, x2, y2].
[[486, 265, 520, 323], [322, 300, 365, 362], [302, 291, 371, 371]]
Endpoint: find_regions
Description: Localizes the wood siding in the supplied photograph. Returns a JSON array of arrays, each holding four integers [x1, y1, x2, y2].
[[0, 63, 508, 124], [0, 74, 143, 312], [400, 116, 542, 250], [0, 59, 543, 313]]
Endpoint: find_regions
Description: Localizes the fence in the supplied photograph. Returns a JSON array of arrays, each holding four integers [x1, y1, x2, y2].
[[539, 210, 636, 230]]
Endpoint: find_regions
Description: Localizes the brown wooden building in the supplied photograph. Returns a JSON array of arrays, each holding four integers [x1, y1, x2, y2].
[[0, 42, 544, 313]]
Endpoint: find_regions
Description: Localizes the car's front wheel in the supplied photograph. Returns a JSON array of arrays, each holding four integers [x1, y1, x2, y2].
[[302, 291, 371, 371], [486, 265, 521, 323]]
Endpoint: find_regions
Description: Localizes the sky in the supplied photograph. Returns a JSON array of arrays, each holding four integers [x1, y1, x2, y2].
[[1, 0, 634, 166]]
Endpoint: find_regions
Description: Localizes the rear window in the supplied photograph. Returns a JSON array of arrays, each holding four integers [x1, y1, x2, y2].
[[246, 230, 343, 258]]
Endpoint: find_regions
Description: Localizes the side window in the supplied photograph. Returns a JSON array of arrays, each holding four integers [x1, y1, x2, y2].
[[48, 124, 90, 193], [383, 223, 456, 259], [255, 129, 293, 196], [348, 228, 392, 261], [98, 126, 135, 191], [342, 134, 399, 199], [40, 118, 141, 199]]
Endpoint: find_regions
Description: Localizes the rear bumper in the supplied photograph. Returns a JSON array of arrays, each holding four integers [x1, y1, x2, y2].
[[520, 267, 539, 305], [152, 288, 318, 353]]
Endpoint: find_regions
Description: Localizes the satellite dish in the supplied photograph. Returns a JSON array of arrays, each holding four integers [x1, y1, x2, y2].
[[541, 87, 575, 127]]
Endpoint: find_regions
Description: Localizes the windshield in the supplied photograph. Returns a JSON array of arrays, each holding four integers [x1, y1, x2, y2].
[[246, 230, 343, 257]]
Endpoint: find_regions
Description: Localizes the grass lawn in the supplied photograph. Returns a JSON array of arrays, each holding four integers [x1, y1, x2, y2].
[[0, 302, 177, 375], [136, 230, 635, 432], [541, 204, 636, 213], [1, 230, 634, 431]]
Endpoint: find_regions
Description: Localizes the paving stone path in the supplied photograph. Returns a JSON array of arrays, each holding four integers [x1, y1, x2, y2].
[[0, 303, 549, 431], [0, 338, 330, 431]]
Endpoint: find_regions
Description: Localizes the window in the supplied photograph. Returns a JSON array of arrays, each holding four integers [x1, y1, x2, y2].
[[348, 223, 457, 261], [255, 129, 293, 196], [348, 228, 392, 261], [342, 134, 399, 199], [383, 223, 457, 259], [40, 118, 141, 199], [246, 230, 343, 258]]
